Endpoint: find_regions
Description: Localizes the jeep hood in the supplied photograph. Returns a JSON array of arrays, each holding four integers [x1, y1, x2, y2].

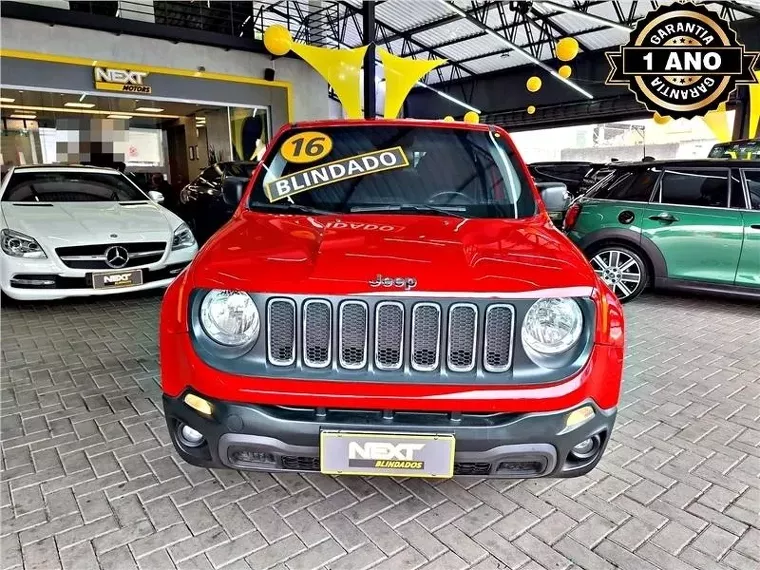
[[191, 212, 597, 295]]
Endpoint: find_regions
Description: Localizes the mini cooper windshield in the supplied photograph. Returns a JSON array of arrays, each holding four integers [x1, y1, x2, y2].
[[2, 171, 150, 202], [249, 125, 536, 219]]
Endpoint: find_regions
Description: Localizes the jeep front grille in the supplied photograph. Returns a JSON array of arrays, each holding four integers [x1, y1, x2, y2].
[[375, 301, 404, 370], [447, 303, 478, 372], [484, 304, 515, 372], [411, 303, 441, 371], [339, 301, 368, 369], [265, 297, 514, 375], [303, 300, 331, 368], [267, 299, 296, 366]]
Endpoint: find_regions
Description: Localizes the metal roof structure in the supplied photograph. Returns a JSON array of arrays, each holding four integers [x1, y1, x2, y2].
[[253, 0, 759, 86]]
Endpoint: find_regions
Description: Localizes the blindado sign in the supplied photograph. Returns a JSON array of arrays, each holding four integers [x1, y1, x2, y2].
[[264, 146, 409, 202]]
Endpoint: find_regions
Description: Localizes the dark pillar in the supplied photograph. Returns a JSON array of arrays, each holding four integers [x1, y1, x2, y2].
[[732, 87, 749, 140], [362, 1, 376, 119]]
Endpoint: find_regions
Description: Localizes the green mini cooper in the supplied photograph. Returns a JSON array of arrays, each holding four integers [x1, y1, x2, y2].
[[564, 159, 760, 302]]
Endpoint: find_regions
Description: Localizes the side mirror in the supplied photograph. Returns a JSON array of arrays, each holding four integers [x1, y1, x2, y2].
[[148, 190, 165, 204], [536, 182, 571, 217], [222, 178, 246, 207]]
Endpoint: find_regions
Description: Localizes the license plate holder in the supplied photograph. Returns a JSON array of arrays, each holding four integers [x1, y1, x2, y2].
[[91, 269, 143, 289], [320, 431, 455, 478]]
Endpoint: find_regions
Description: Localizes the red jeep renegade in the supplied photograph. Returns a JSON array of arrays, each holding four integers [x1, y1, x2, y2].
[[160, 119, 624, 479]]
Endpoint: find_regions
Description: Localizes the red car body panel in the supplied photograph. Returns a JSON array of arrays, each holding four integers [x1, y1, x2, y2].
[[160, 119, 624, 420]]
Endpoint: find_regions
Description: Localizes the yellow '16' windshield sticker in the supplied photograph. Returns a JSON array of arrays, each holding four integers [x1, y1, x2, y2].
[[280, 131, 333, 163], [264, 146, 409, 202]]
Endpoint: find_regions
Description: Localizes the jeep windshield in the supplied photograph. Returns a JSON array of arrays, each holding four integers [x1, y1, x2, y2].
[[248, 124, 536, 219]]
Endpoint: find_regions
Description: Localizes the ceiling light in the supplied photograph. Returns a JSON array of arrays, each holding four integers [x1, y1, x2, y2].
[[415, 81, 481, 113], [107, 114, 133, 119], [10, 114, 36, 119], [0, 97, 15, 103], [10, 104, 179, 119], [64, 102, 96, 109], [135, 106, 164, 112]]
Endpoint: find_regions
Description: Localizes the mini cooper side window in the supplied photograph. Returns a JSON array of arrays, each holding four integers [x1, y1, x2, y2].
[[743, 170, 760, 210], [659, 168, 729, 208], [588, 168, 656, 202]]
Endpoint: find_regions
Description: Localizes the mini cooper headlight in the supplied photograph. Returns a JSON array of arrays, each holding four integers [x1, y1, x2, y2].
[[521, 298, 583, 356], [1, 229, 46, 259], [200, 290, 260, 347], [172, 223, 196, 250]]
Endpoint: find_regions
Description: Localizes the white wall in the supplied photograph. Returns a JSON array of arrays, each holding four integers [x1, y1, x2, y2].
[[0, 18, 330, 122]]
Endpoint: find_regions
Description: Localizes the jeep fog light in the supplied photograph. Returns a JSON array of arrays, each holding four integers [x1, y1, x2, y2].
[[522, 298, 583, 355], [200, 290, 260, 346], [184, 393, 213, 416], [178, 424, 204, 447], [564, 405, 595, 431]]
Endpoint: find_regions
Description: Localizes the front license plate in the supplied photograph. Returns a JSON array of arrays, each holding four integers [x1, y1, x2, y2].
[[320, 431, 455, 478], [92, 269, 143, 289]]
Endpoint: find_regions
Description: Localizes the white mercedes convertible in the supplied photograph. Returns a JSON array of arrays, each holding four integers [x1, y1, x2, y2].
[[0, 165, 198, 301]]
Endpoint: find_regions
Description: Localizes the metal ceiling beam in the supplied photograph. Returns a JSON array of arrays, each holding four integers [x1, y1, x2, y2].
[[403, 1, 609, 59], [452, 25, 608, 65], [725, 0, 760, 20], [528, 4, 595, 52], [434, 0, 594, 99], [337, 0, 478, 77], [535, 0, 633, 32], [380, 1, 501, 44]]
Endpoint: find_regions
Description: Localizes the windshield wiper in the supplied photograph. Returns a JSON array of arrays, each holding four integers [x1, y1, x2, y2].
[[250, 202, 335, 215], [350, 204, 467, 219]]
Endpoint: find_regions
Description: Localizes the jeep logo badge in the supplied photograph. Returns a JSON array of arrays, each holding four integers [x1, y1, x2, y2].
[[369, 274, 417, 290]]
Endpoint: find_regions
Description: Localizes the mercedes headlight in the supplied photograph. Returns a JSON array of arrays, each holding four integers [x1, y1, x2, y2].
[[200, 290, 260, 347], [522, 298, 583, 356], [1, 229, 46, 259], [172, 223, 196, 250]]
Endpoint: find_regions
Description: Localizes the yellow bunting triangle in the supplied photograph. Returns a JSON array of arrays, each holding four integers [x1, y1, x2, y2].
[[378, 48, 446, 119]]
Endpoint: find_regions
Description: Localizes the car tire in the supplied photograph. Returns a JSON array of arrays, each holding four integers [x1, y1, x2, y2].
[[587, 245, 648, 303]]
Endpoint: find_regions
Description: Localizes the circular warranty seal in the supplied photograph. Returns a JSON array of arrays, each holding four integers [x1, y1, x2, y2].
[[606, 2, 758, 119]]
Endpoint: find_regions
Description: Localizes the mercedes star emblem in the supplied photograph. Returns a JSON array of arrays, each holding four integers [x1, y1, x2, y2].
[[104, 245, 130, 269]]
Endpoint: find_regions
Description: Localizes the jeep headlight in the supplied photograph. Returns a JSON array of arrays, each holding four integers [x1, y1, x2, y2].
[[200, 290, 260, 347], [521, 298, 583, 357], [172, 223, 196, 250], [1, 229, 46, 258]]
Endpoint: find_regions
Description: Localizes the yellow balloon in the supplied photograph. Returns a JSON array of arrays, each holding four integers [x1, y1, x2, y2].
[[526, 76, 542, 92], [653, 112, 671, 125], [556, 37, 579, 62], [443, 115, 455, 122], [463, 111, 480, 124], [264, 25, 293, 56], [558, 65, 572, 79], [527, 105, 536, 115]]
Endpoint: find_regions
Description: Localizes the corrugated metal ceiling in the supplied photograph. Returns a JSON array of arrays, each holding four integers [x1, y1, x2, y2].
[[273, 0, 758, 85]]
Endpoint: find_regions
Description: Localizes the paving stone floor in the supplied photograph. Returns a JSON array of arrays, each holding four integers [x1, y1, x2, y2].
[[1, 291, 758, 570]]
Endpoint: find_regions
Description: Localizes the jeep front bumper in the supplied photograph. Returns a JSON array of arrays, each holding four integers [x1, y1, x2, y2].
[[164, 394, 616, 478]]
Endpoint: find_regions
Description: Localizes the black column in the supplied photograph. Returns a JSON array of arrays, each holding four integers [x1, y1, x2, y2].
[[362, 0, 376, 119], [732, 87, 749, 140]]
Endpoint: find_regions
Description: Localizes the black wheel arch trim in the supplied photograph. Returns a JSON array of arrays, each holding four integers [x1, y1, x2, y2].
[[575, 228, 667, 279]]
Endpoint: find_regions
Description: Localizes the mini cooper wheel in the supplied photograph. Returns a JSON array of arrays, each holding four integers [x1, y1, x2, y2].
[[589, 246, 648, 303]]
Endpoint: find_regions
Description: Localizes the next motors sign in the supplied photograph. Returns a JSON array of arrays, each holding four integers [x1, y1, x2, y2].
[[93, 67, 151, 94]]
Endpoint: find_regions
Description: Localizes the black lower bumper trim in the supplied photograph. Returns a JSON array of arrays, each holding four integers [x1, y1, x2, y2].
[[163, 393, 617, 479]]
